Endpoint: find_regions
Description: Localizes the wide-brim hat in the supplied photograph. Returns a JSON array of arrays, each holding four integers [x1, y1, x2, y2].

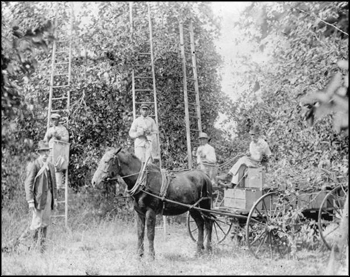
[[37, 140, 50, 151], [249, 125, 260, 135], [50, 113, 60, 119], [198, 132, 209, 139], [140, 103, 150, 110]]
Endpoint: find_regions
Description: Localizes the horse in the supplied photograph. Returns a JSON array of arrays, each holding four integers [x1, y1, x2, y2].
[[91, 146, 213, 259]]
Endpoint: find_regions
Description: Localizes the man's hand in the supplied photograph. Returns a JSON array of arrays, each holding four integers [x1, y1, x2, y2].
[[54, 199, 58, 210], [29, 202, 35, 213], [246, 150, 251, 156]]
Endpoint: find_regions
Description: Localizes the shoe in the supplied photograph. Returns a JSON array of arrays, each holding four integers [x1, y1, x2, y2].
[[217, 173, 232, 182]]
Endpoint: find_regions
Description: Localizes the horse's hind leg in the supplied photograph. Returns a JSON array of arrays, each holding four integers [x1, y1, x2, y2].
[[146, 209, 156, 259], [204, 214, 213, 252], [189, 210, 205, 255], [136, 211, 146, 258]]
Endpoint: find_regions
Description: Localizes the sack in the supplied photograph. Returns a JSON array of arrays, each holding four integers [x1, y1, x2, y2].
[[55, 155, 65, 172]]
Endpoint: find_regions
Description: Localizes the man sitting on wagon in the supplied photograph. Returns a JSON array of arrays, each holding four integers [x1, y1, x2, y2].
[[195, 132, 217, 186], [218, 125, 271, 188]]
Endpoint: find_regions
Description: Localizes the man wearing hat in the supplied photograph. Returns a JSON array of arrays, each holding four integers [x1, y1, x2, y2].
[[24, 140, 58, 252], [44, 113, 69, 190], [129, 103, 159, 164], [218, 125, 271, 187], [195, 132, 217, 185]]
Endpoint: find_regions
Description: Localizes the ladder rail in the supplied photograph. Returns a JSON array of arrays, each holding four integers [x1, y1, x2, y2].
[[189, 21, 202, 133], [147, 3, 162, 168], [179, 22, 193, 169]]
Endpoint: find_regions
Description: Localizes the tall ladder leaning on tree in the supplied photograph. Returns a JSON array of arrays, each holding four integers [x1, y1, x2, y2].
[[47, 2, 74, 228], [129, 2, 162, 168], [129, 2, 168, 235], [179, 20, 202, 170]]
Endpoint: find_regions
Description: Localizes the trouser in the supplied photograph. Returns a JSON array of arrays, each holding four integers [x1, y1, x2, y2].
[[135, 143, 152, 164]]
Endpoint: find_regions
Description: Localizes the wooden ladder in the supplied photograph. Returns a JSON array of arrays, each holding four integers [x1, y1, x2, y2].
[[129, 2, 162, 168], [179, 20, 202, 169], [48, 2, 74, 228]]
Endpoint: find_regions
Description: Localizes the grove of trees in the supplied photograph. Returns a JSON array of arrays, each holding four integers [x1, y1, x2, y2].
[[1, 1, 348, 225]]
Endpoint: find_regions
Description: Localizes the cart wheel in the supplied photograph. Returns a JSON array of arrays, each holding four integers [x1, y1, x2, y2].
[[187, 211, 233, 244], [246, 192, 297, 259], [318, 185, 348, 250]]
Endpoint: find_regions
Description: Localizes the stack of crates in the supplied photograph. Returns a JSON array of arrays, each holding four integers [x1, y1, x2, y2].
[[224, 167, 265, 212]]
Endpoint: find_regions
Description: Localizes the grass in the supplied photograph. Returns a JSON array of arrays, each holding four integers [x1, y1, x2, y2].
[[2, 210, 349, 275]]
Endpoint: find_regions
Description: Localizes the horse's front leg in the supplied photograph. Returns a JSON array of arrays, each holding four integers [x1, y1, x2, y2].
[[146, 208, 156, 259], [136, 210, 146, 258], [189, 210, 204, 255]]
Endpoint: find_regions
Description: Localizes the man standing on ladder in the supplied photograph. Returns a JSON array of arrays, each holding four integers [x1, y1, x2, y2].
[[129, 104, 159, 164], [44, 113, 69, 195]]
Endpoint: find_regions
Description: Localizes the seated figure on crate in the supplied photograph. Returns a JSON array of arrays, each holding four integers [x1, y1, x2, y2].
[[195, 132, 218, 186], [218, 125, 271, 188], [44, 113, 69, 193]]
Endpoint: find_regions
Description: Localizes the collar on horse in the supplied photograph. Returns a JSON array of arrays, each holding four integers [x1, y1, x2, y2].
[[125, 156, 150, 196]]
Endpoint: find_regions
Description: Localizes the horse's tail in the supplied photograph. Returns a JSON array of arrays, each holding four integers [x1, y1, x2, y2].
[[200, 174, 213, 209]]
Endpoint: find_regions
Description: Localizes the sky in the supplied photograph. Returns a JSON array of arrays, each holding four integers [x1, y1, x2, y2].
[[210, 2, 252, 101]]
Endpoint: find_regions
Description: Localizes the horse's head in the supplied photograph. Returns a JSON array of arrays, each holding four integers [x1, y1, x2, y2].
[[92, 147, 122, 188]]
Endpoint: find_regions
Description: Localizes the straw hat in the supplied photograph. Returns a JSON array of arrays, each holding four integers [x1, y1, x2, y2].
[[198, 132, 209, 139], [140, 103, 150, 110], [50, 113, 60, 119]]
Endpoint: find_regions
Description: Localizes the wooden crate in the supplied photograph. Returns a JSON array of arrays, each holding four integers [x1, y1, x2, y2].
[[224, 188, 262, 211], [297, 191, 328, 209], [245, 167, 265, 190]]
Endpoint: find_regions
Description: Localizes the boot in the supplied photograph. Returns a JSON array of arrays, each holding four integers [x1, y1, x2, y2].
[[29, 229, 39, 251], [39, 227, 48, 253], [217, 172, 233, 182]]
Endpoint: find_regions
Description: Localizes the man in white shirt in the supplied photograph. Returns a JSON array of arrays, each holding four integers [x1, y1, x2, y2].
[[218, 125, 271, 186], [129, 104, 158, 164], [195, 132, 217, 185], [44, 113, 69, 191]]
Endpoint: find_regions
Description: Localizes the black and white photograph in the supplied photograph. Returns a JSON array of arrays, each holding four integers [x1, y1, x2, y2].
[[1, 1, 348, 275]]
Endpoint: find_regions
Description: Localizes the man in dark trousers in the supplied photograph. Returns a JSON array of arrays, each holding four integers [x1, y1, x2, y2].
[[24, 140, 58, 253]]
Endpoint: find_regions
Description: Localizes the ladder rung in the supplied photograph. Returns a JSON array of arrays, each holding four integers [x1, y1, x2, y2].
[[134, 76, 153, 79], [134, 89, 152, 92], [138, 53, 151, 55], [52, 85, 70, 88], [53, 73, 69, 76], [57, 200, 66, 204], [135, 64, 151, 67], [51, 214, 65, 218], [51, 109, 69, 113], [55, 62, 69, 65], [135, 101, 154, 104], [52, 96, 68, 100], [55, 51, 69, 54]]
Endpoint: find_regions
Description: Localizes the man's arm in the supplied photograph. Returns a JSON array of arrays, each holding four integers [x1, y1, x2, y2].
[[24, 162, 36, 205], [58, 126, 69, 142], [129, 119, 143, 139], [44, 128, 52, 142]]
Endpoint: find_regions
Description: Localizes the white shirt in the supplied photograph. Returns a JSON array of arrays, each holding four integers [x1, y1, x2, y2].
[[196, 143, 216, 165], [249, 138, 271, 162], [129, 116, 157, 148], [44, 125, 69, 148]]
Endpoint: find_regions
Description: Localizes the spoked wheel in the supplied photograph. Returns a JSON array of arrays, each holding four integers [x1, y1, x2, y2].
[[187, 211, 233, 244], [246, 192, 298, 259], [318, 184, 348, 250]]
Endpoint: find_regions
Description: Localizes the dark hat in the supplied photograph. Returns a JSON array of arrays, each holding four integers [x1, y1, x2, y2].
[[198, 132, 209, 139], [140, 103, 150, 110], [50, 113, 60, 119], [249, 125, 260, 135], [37, 140, 50, 151]]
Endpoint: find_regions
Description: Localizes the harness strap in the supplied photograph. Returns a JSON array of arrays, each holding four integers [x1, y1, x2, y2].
[[125, 157, 150, 196]]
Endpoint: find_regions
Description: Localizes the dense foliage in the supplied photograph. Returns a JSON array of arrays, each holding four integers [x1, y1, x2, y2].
[[1, 2, 348, 214]]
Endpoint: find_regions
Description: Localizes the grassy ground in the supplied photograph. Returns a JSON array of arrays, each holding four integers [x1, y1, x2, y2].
[[1, 210, 348, 275]]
